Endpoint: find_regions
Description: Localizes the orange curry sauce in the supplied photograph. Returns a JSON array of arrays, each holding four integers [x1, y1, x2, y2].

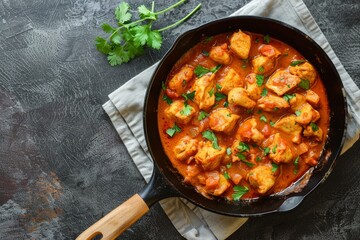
[[157, 31, 329, 201]]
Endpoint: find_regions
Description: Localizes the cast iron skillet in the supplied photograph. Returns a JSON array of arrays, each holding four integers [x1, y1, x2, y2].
[[77, 16, 346, 240]]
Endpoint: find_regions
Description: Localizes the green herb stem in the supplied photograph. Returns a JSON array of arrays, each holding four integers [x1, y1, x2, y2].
[[155, 0, 186, 14], [158, 3, 202, 32]]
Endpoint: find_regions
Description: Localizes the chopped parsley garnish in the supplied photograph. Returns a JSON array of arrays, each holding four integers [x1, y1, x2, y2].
[[208, 88, 214, 97], [298, 79, 310, 90], [293, 156, 300, 174], [271, 163, 279, 172], [182, 79, 187, 86], [232, 185, 249, 201], [272, 144, 277, 153], [237, 153, 246, 160], [310, 122, 319, 131], [295, 110, 301, 116], [237, 142, 250, 152], [198, 111, 209, 121], [270, 120, 275, 127], [202, 130, 221, 150], [263, 34, 270, 44], [290, 60, 305, 66], [223, 101, 229, 107], [226, 162, 232, 169], [162, 95, 172, 104], [242, 65, 247, 68], [256, 74, 264, 86], [263, 147, 270, 156], [274, 107, 279, 111], [256, 156, 262, 162], [194, 65, 222, 77], [180, 103, 192, 116], [182, 91, 196, 102], [260, 115, 267, 122], [161, 81, 166, 90], [166, 123, 181, 137], [216, 84, 222, 90], [255, 38, 259, 43], [246, 109, 253, 114], [258, 66, 265, 73], [261, 88, 268, 97], [240, 158, 255, 167], [283, 94, 295, 102], [215, 92, 227, 101], [224, 171, 230, 180]]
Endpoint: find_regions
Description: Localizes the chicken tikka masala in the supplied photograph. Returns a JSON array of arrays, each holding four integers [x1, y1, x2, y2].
[[158, 30, 329, 201]]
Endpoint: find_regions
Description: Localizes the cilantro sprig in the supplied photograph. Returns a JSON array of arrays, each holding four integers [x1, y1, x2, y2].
[[96, 1, 201, 66]]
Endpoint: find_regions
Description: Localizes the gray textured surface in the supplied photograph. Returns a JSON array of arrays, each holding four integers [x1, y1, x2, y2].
[[0, 0, 359, 239]]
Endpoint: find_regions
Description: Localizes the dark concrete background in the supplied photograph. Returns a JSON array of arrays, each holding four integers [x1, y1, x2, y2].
[[0, 0, 359, 239]]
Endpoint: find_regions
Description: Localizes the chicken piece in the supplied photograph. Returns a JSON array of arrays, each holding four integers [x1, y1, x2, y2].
[[192, 73, 216, 110], [174, 136, 198, 161], [167, 65, 194, 97], [303, 124, 323, 142], [257, 95, 290, 112], [289, 93, 306, 111], [247, 165, 276, 194], [251, 45, 281, 74], [251, 55, 276, 75], [259, 44, 281, 58], [230, 30, 251, 59], [165, 100, 197, 124], [195, 141, 226, 170], [204, 171, 230, 196], [306, 90, 320, 106], [209, 108, 240, 134], [245, 73, 263, 100], [266, 70, 301, 96], [289, 61, 317, 85], [274, 115, 303, 144], [218, 68, 243, 94], [237, 118, 265, 145], [294, 103, 320, 125], [228, 88, 256, 109], [268, 133, 294, 164], [209, 43, 231, 65]]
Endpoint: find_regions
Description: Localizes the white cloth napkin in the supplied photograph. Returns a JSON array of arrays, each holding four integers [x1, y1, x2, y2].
[[102, 0, 360, 239]]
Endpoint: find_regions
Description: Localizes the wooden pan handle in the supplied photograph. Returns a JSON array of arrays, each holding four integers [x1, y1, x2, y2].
[[76, 194, 149, 240]]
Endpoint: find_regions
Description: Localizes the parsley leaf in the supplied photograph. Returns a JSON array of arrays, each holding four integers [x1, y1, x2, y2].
[[215, 92, 227, 101], [162, 95, 172, 104], [202, 50, 209, 56], [202, 130, 221, 150], [226, 162, 232, 168], [224, 171, 230, 180], [96, 1, 202, 66], [290, 60, 305, 66], [232, 185, 249, 201], [240, 158, 255, 167], [208, 88, 214, 97], [295, 110, 301, 116], [283, 94, 295, 102], [198, 111, 208, 121], [270, 120, 275, 127], [260, 115, 267, 122], [298, 79, 310, 90], [261, 88, 268, 97], [271, 163, 278, 172], [237, 142, 250, 152], [256, 74, 264, 86], [166, 123, 181, 137], [182, 91, 196, 102], [263, 147, 270, 156], [194, 65, 222, 77], [115, 2, 132, 24], [310, 122, 319, 131], [272, 144, 277, 153], [258, 66, 265, 73], [263, 34, 270, 44], [294, 156, 300, 174], [180, 103, 192, 116]]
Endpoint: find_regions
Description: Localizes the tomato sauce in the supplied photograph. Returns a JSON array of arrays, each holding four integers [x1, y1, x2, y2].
[[157, 31, 329, 201]]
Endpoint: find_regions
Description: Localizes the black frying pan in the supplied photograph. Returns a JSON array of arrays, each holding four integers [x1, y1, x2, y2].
[[77, 16, 346, 240]]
